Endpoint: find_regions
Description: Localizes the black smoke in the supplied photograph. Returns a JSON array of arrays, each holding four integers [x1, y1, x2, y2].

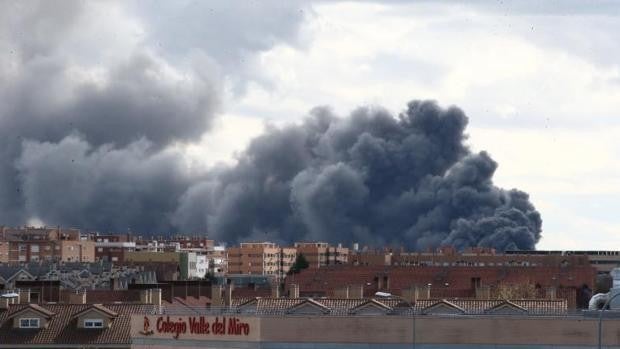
[[174, 101, 542, 251], [2, 2, 542, 251]]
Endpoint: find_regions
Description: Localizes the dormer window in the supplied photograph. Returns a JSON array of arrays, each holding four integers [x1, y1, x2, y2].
[[84, 319, 104, 328], [19, 318, 40, 328], [9, 304, 55, 330], [74, 304, 117, 329]]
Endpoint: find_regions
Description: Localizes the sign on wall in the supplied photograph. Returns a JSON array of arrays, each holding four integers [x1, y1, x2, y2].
[[131, 315, 260, 341]]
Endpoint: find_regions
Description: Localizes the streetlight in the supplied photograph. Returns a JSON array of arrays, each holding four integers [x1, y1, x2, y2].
[[597, 292, 620, 349]]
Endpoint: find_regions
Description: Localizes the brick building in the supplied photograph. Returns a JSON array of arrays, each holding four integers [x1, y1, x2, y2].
[[0, 227, 94, 263], [92, 233, 136, 263], [227, 242, 296, 278], [286, 258, 597, 308], [294, 242, 349, 268]]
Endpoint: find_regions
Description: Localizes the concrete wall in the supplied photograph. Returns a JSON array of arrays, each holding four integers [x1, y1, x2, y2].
[[131, 314, 620, 348]]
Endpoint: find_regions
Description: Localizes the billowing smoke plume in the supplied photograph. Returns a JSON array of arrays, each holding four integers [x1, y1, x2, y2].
[[0, 0, 310, 232], [1, 1, 541, 251], [174, 101, 542, 251]]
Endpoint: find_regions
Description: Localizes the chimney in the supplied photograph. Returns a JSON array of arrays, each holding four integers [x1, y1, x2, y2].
[[18, 289, 31, 304], [224, 284, 233, 307], [0, 297, 9, 310], [334, 286, 350, 299], [476, 285, 491, 299], [211, 285, 223, 307], [69, 290, 87, 304], [290, 284, 300, 298], [271, 283, 280, 298], [547, 286, 557, 300], [349, 284, 364, 299], [402, 285, 419, 303], [140, 289, 152, 304], [112, 278, 121, 291], [151, 288, 162, 306]]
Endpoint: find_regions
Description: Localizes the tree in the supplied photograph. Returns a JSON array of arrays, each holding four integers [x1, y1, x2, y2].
[[288, 253, 309, 274]]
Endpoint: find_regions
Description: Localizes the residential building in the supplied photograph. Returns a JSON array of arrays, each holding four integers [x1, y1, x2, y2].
[[227, 242, 296, 278], [206, 245, 227, 275], [0, 227, 94, 263], [506, 249, 620, 274], [294, 242, 349, 268], [124, 251, 206, 280]]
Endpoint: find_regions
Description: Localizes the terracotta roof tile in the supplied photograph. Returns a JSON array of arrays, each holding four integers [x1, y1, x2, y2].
[[74, 304, 119, 319], [0, 303, 158, 345], [8, 304, 56, 319]]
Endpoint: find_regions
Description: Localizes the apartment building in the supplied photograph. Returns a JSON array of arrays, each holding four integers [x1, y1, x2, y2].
[[506, 249, 620, 274], [206, 245, 227, 275], [227, 242, 296, 278], [92, 234, 136, 263], [124, 251, 208, 280], [294, 242, 349, 268], [0, 227, 95, 263]]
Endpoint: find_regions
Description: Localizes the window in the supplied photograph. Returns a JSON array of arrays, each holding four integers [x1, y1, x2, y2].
[[84, 319, 104, 328], [19, 318, 40, 328], [31, 245, 39, 253]]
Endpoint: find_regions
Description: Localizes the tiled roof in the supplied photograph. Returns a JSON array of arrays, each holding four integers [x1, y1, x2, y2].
[[412, 299, 567, 314], [287, 299, 330, 314], [8, 304, 56, 319], [422, 300, 466, 314], [351, 299, 393, 312], [0, 303, 158, 346], [227, 297, 567, 315], [74, 304, 119, 318]]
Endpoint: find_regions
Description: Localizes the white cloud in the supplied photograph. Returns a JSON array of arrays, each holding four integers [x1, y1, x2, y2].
[[179, 113, 265, 171]]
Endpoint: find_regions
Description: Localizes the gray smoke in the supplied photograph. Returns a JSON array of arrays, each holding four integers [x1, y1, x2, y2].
[[0, 0, 310, 232], [174, 101, 542, 251], [1, 1, 541, 250]]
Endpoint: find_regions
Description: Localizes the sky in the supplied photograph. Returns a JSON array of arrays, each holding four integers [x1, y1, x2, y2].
[[1, 0, 619, 250]]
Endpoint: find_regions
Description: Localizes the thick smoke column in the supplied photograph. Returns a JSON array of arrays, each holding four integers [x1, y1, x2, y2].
[[175, 101, 542, 251], [2, 2, 542, 251], [0, 0, 310, 233]]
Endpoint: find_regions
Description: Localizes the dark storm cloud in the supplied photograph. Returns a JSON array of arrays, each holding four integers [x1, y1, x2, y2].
[[174, 101, 542, 251]]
